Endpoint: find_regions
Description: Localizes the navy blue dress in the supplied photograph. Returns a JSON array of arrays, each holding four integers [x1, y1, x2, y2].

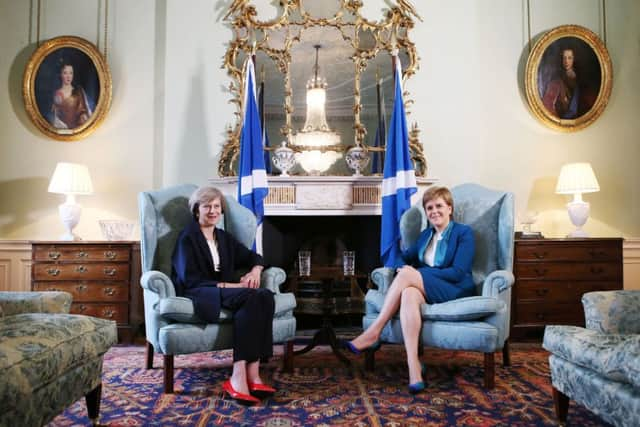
[[171, 219, 265, 323], [171, 219, 275, 362], [401, 222, 476, 303]]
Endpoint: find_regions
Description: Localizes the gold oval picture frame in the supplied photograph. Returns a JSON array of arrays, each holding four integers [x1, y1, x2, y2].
[[23, 36, 112, 141], [525, 25, 612, 132]]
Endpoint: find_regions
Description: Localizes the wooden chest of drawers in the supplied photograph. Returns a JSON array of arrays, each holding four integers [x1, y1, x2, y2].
[[511, 238, 623, 340], [31, 241, 142, 342]]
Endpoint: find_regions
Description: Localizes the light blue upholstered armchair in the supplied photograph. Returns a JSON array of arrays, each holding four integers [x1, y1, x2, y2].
[[139, 184, 297, 393], [363, 183, 514, 388], [543, 291, 640, 427]]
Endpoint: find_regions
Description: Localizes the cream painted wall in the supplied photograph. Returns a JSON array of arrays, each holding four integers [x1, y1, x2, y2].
[[0, 0, 639, 242]]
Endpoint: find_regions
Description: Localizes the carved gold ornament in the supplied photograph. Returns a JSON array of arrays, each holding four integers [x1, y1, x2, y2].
[[220, 0, 426, 176]]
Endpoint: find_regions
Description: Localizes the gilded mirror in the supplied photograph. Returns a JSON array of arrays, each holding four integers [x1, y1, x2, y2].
[[220, 0, 426, 177]]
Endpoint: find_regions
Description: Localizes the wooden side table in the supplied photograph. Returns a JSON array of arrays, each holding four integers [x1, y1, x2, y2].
[[31, 241, 142, 343], [511, 237, 623, 340], [288, 266, 366, 364]]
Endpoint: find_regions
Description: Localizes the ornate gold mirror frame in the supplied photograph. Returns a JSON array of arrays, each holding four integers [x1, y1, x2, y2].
[[220, 0, 426, 177]]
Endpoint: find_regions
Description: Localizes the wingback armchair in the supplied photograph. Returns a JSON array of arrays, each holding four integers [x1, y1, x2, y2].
[[543, 291, 640, 427], [363, 183, 515, 388], [139, 184, 297, 393]]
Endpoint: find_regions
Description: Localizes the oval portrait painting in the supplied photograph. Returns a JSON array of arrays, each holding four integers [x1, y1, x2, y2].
[[525, 25, 612, 132], [23, 36, 112, 141]]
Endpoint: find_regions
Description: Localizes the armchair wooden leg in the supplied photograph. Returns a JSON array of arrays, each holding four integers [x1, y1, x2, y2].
[[283, 340, 294, 373], [164, 354, 174, 394], [553, 386, 569, 424], [483, 352, 495, 389], [365, 349, 376, 371], [145, 341, 154, 369], [85, 383, 101, 426], [502, 339, 511, 367]]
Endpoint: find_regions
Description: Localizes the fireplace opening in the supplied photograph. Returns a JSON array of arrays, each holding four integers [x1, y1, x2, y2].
[[262, 215, 381, 276], [262, 215, 381, 330]]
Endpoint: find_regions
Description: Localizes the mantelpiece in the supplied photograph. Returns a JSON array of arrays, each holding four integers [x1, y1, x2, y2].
[[209, 176, 436, 216]]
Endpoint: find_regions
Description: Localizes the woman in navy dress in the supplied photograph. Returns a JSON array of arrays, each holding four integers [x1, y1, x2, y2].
[[172, 186, 276, 404], [347, 186, 475, 393]]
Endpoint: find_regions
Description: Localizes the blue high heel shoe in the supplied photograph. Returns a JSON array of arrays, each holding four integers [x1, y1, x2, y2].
[[407, 363, 428, 394], [343, 340, 381, 355], [408, 381, 425, 394]]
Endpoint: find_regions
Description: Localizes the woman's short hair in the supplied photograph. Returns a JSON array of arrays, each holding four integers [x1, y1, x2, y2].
[[422, 186, 454, 219], [189, 186, 226, 219]]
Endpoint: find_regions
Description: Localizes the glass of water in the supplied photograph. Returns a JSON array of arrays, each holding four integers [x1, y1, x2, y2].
[[343, 251, 355, 276], [298, 250, 311, 276]]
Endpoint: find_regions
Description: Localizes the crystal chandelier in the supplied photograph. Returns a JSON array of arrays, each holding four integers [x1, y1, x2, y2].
[[292, 45, 341, 174]]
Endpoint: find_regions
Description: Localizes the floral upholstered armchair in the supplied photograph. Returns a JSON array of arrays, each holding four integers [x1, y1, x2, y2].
[[139, 184, 297, 393], [0, 291, 116, 426], [543, 290, 640, 427], [363, 183, 514, 388]]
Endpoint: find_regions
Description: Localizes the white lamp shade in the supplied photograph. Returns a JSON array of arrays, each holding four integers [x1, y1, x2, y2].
[[48, 162, 94, 195], [555, 163, 600, 195]]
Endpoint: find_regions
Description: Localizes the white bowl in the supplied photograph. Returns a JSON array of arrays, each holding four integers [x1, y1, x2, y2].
[[99, 220, 135, 241]]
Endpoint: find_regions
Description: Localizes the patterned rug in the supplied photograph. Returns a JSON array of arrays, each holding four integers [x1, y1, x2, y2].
[[49, 343, 610, 426]]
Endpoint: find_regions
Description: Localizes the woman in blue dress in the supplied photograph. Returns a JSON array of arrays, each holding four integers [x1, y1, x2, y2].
[[347, 186, 475, 393]]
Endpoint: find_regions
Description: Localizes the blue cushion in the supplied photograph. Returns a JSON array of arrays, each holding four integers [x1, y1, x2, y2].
[[421, 296, 502, 321], [543, 325, 631, 383], [159, 292, 297, 323], [159, 297, 230, 323], [620, 336, 640, 388], [365, 292, 500, 321]]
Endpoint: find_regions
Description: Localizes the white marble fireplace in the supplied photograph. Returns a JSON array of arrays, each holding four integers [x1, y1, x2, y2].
[[209, 175, 436, 216]]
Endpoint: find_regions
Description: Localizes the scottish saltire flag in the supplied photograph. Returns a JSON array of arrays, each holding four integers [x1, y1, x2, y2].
[[371, 75, 386, 174], [380, 56, 417, 267], [238, 59, 268, 254], [257, 80, 272, 174]]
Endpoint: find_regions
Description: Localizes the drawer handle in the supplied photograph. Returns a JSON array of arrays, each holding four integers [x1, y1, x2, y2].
[[46, 287, 60, 292], [104, 251, 117, 260], [46, 268, 60, 276], [532, 251, 548, 259], [75, 265, 88, 273], [102, 308, 115, 318], [535, 289, 549, 297], [536, 313, 545, 320], [104, 287, 116, 296], [534, 268, 548, 276], [47, 251, 61, 260], [104, 268, 117, 276], [78, 304, 88, 312], [75, 284, 88, 292], [588, 250, 606, 258], [76, 251, 89, 258], [590, 266, 605, 275]]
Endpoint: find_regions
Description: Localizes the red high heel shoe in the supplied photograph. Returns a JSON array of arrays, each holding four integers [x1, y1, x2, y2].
[[248, 382, 276, 394], [222, 380, 260, 404]]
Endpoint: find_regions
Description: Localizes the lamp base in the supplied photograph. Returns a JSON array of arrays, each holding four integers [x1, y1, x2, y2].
[[566, 200, 590, 238], [59, 232, 82, 241], [566, 229, 589, 238], [58, 200, 82, 241]]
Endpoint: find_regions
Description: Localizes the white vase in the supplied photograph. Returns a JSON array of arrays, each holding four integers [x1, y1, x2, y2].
[[272, 142, 296, 176], [345, 146, 370, 177]]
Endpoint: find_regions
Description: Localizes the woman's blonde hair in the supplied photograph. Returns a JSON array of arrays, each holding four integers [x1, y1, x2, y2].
[[189, 186, 226, 219], [422, 186, 454, 219]]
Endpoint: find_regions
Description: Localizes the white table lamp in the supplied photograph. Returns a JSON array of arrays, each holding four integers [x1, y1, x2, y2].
[[555, 162, 600, 238], [48, 162, 94, 241]]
